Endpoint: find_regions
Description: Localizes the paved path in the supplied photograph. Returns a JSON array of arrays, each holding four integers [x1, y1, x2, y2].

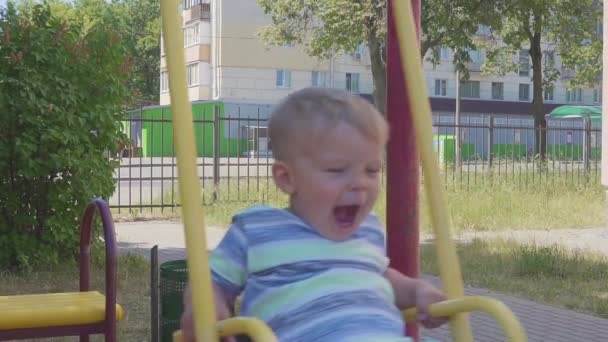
[[116, 221, 608, 341]]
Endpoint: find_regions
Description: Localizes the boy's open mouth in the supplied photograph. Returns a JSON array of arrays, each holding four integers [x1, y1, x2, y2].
[[334, 205, 360, 228]]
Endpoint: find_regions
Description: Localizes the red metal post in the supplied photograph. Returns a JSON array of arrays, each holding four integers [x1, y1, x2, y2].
[[386, 0, 421, 340]]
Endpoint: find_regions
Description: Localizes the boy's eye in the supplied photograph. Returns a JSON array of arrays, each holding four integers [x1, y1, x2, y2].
[[367, 168, 381, 174]]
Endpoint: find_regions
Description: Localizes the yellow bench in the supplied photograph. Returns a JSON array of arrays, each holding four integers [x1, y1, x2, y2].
[[0, 199, 124, 341], [0, 292, 124, 330]]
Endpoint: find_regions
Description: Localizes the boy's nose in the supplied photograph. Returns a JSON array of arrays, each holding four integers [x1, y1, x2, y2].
[[350, 174, 368, 191]]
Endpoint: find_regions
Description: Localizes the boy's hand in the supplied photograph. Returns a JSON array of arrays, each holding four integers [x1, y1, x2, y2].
[[414, 282, 448, 329], [180, 286, 236, 342]]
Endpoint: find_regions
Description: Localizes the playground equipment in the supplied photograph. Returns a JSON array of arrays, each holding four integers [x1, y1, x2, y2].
[[160, 0, 528, 340], [0, 198, 124, 341]]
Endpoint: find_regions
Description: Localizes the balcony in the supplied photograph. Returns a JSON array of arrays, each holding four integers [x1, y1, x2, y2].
[[186, 2, 211, 23]]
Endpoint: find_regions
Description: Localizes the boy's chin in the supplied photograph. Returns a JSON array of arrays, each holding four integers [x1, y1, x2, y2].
[[318, 225, 359, 241]]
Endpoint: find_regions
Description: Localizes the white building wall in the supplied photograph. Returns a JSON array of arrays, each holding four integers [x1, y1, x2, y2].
[[423, 45, 599, 106], [217, 67, 371, 104], [160, 1, 600, 108]]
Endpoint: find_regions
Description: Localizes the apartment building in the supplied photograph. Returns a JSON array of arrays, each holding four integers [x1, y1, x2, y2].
[[159, 1, 601, 118], [159, 0, 372, 106]]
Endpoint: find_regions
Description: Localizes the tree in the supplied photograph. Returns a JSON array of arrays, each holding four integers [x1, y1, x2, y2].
[[72, 0, 161, 105], [122, 0, 161, 104], [422, 1, 498, 77], [0, 2, 131, 269], [257, 0, 494, 114], [481, 0, 602, 157]]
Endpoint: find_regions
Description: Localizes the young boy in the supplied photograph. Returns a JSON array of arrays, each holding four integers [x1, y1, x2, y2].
[[181, 88, 447, 341]]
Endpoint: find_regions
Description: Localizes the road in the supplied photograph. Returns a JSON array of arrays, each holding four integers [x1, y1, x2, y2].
[[109, 157, 275, 207]]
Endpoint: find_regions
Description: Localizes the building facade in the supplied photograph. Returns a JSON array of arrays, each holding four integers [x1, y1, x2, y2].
[[160, 0, 373, 106], [159, 0, 602, 118]]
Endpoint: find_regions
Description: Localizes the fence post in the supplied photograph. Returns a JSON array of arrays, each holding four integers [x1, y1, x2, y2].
[[488, 116, 494, 169], [213, 105, 220, 201], [150, 245, 159, 342], [584, 116, 591, 173]]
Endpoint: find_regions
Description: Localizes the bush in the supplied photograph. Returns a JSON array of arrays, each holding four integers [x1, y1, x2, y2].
[[0, 3, 130, 269]]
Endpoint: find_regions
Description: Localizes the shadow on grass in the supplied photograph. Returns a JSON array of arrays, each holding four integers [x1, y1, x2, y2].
[[420, 238, 608, 319]]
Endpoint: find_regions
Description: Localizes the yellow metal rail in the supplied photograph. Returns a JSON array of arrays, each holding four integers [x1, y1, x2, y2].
[[403, 297, 528, 341]]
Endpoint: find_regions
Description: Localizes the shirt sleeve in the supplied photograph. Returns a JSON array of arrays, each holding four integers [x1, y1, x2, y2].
[[210, 220, 248, 297]]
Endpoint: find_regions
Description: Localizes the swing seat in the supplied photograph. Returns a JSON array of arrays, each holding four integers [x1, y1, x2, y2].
[[0, 291, 124, 330], [0, 198, 123, 341]]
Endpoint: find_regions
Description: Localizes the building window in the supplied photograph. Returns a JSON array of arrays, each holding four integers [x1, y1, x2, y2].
[[566, 88, 583, 103], [477, 24, 491, 36], [352, 44, 365, 61], [544, 86, 554, 101], [460, 80, 480, 98], [593, 87, 602, 103], [187, 63, 199, 86], [312, 71, 328, 87], [440, 47, 450, 61], [434, 79, 447, 96], [544, 51, 555, 67], [519, 84, 530, 101], [346, 73, 360, 93], [184, 23, 200, 47], [160, 71, 168, 93], [468, 49, 483, 63], [491, 82, 504, 100], [519, 50, 530, 77], [276, 69, 292, 88]]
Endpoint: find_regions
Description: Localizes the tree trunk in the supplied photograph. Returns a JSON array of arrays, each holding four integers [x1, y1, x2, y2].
[[368, 33, 387, 115], [530, 32, 546, 159]]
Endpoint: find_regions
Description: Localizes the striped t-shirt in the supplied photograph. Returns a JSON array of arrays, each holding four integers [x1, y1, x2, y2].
[[210, 205, 411, 342]]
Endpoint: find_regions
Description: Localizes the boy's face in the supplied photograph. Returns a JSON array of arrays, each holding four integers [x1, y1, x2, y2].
[[273, 121, 383, 241]]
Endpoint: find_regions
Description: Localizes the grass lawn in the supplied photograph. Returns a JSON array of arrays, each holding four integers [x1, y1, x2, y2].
[[116, 175, 605, 233], [422, 239, 608, 318], [420, 178, 605, 232]]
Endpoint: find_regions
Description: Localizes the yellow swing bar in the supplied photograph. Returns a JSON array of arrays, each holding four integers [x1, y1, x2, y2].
[[390, 0, 472, 340], [160, 1, 218, 340], [160, 1, 277, 341], [392, 0, 527, 341]]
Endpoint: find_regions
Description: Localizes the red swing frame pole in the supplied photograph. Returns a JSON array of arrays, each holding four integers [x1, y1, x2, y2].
[[386, 0, 422, 340]]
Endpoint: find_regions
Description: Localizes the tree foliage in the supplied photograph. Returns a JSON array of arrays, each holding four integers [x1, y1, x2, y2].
[[0, 2, 130, 269], [71, 0, 161, 105], [481, 0, 602, 156]]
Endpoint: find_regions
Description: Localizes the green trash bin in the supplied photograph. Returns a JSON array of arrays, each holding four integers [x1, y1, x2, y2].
[[160, 259, 189, 342]]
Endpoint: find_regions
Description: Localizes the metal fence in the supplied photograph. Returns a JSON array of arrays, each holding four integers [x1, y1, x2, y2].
[[112, 107, 276, 212], [110, 112, 602, 211], [431, 117, 601, 188]]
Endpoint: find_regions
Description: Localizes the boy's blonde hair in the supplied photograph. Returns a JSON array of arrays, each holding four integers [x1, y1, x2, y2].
[[268, 87, 389, 161]]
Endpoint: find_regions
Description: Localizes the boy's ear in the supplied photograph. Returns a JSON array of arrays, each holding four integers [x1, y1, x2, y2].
[[272, 161, 296, 195]]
